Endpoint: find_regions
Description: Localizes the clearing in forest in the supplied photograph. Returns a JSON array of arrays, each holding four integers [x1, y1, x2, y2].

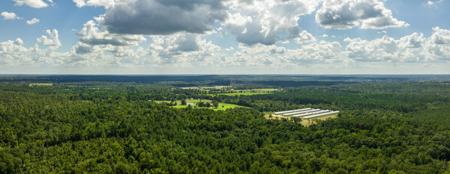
[[153, 99, 241, 111], [210, 88, 281, 96]]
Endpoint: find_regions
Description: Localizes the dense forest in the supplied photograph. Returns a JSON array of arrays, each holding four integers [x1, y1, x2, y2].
[[0, 76, 449, 173]]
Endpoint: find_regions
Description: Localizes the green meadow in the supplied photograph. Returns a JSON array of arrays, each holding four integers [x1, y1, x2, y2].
[[154, 99, 241, 111], [209, 88, 280, 96]]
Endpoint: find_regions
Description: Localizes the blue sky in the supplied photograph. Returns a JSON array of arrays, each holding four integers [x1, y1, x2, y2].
[[0, 0, 104, 50], [0, 0, 449, 74]]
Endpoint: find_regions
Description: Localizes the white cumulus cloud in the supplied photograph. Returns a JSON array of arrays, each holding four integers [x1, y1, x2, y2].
[[0, 34, 65, 66], [148, 33, 222, 65], [26, 18, 40, 25], [225, 0, 320, 45], [14, 0, 51, 8], [316, 0, 409, 29], [37, 29, 61, 49], [73, 0, 117, 8], [1, 12, 20, 20], [344, 28, 450, 62]]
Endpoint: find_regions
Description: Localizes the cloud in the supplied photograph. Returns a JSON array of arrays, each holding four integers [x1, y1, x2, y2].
[[0, 33, 65, 66], [1, 12, 20, 20], [73, 0, 117, 8], [345, 36, 400, 62], [316, 0, 408, 29], [86, 0, 319, 46], [70, 42, 147, 65], [148, 33, 222, 64], [37, 29, 61, 49], [26, 18, 40, 25], [168, 34, 200, 53], [14, 0, 50, 8], [150, 33, 199, 56], [74, 18, 145, 54], [74, 43, 93, 55], [398, 32, 425, 48], [1, 22, 450, 72], [427, 27, 450, 61], [0, 39, 24, 54], [103, 0, 226, 35], [65, 26, 221, 66], [78, 19, 145, 47], [344, 28, 450, 62], [70, 18, 148, 67], [220, 40, 347, 67], [430, 27, 450, 45], [0, 38, 30, 65], [287, 41, 347, 64], [227, 27, 450, 65], [295, 30, 317, 44], [225, 0, 320, 45], [425, 0, 442, 5]]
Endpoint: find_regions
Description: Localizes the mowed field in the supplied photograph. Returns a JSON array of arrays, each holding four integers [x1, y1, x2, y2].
[[210, 88, 280, 96], [154, 99, 242, 111]]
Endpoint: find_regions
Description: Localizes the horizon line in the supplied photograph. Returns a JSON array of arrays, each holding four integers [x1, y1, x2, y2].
[[0, 73, 450, 76]]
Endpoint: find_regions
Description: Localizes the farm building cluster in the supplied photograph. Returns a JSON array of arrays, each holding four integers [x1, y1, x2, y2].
[[268, 108, 339, 126]]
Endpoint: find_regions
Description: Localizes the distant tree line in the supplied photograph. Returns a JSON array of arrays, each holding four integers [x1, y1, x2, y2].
[[0, 82, 449, 173]]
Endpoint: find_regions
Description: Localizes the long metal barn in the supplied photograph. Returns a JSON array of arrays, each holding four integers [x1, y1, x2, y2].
[[269, 108, 339, 126]]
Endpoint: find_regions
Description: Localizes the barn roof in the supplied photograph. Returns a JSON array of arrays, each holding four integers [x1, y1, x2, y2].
[[273, 108, 339, 118]]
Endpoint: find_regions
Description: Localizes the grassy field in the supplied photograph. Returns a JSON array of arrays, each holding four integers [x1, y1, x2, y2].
[[210, 88, 280, 96], [154, 99, 241, 111], [215, 102, 241, 111]]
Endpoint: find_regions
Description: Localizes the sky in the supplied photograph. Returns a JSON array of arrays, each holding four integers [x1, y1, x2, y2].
[[0, 0, 449, 74]]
